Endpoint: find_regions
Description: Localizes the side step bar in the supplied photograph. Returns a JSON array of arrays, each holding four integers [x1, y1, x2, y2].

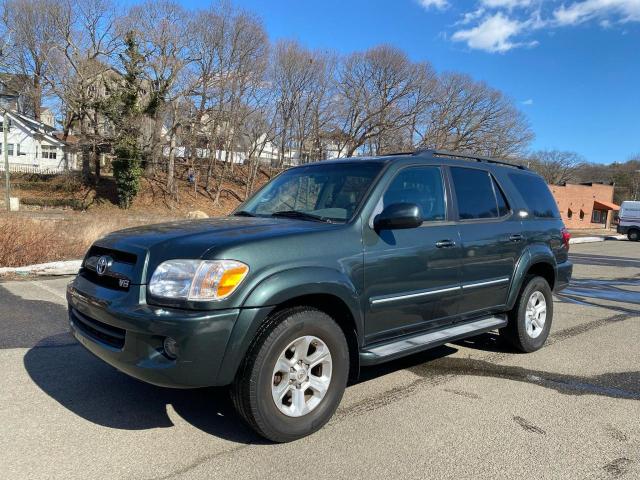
[[359, 315, 507, 366]]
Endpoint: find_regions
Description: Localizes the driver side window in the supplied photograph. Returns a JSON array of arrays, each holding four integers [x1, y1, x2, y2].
[[383, 167, 446, 222]]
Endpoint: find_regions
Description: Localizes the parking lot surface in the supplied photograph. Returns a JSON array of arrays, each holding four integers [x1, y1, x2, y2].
[[1, 241, 639, 479]]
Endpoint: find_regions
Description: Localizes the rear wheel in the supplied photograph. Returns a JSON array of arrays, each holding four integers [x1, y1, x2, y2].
[[501, 275, 553, 352], [231, 307, 349, 442], [628, 229, 639, 241]]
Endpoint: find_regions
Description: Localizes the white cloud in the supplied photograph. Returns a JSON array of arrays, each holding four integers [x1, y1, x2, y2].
[[418, 0, 449, 10], [481, 0, 533, 9], [554, 0, 640, 26], [446, 0, 640, 53], [522, 98, 534, 105], [452, 12, 530, 52]]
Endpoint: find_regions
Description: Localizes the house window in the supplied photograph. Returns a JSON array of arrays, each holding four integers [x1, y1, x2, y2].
[[579, 210, 585, 220], [41, 145, 57, 160], [592, 210, 606, 224], [0, 119, 11, 131], [567, 208, 572, 219], [7, 143, 13, 156]]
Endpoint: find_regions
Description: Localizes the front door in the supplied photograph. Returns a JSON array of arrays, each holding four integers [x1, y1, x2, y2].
[[363, 166, 461, 344], [448, 166, 524, 317]]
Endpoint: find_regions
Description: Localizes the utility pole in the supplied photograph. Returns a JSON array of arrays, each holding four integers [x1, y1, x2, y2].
[[3, 109, 9, 211]]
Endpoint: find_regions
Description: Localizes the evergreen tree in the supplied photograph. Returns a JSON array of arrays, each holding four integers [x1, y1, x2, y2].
[[105, 32, 146, 208]]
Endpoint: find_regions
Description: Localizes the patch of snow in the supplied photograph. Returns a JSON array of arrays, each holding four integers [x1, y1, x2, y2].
[[0, 259, 82, 276]]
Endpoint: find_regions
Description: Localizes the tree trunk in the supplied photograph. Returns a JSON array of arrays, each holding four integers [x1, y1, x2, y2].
[[167, 130, 176, 193], [33, 75, 42, 121]]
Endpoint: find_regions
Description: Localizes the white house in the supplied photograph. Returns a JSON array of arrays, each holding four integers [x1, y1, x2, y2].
[[0, 109, 74, 173]]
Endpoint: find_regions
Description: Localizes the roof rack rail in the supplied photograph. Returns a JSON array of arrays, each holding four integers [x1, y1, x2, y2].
[[414, 149, 527, 170]]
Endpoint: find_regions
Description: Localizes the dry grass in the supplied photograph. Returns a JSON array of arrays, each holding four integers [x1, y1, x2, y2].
[[0, 214, 176, 268], [1, 164, 275, 268]]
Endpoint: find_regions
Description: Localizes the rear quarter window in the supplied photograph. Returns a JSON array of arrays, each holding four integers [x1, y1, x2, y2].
[[509, 173, 560, 219]]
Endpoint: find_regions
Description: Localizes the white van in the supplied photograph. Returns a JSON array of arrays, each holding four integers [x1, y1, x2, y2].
[[618, 200, 640, 241]]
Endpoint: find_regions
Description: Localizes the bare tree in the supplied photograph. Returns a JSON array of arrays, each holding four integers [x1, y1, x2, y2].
[[417, 73, 533, 158], [333, 45, 427, 157], [270, 40, 322, 166], [525, 149, 585, 185], [0, 0, 62, 119], [46, 0, 119, 181]]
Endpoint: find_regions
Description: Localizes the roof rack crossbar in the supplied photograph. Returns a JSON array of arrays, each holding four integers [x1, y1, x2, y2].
[[415, 149, 526, 170]]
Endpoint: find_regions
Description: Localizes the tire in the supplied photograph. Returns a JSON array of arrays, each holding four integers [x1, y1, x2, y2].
[[628, 229, 639, 242], [231, 307, 349, 443], [500, 275, 553, 353]]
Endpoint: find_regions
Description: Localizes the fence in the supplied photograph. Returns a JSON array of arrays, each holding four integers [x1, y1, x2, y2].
[[0, 163, 67, 175]]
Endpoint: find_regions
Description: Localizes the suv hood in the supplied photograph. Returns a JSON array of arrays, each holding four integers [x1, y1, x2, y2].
[[94, 215, 335, 261]]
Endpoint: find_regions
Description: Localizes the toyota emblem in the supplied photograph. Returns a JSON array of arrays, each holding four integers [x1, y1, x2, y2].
[[96, 256, 112, 276]]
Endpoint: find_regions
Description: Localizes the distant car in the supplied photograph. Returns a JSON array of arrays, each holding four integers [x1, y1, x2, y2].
[[67, 149, 572, 442], [617, 200, 640, 241]]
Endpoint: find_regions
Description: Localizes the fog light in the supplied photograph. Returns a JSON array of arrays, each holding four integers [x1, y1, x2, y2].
[[163, 337, 178, 359]]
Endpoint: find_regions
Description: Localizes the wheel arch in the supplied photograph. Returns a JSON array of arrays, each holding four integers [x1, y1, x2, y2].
[[216, 267, 362, 385], [507, 246, 556, 309]]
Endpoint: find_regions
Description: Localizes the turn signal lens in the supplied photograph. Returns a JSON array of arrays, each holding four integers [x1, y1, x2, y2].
[[217, 265, 250, 297]]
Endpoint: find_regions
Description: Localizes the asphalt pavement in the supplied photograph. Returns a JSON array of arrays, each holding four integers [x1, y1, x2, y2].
[[1, 240, 639, 479]]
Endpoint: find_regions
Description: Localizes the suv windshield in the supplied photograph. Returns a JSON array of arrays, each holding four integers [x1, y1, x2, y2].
[[238, 162, 383, 222]]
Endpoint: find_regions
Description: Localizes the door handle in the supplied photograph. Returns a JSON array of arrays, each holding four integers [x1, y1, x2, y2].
[[435, 239, 456, 248], [509, 234, 524, 242]]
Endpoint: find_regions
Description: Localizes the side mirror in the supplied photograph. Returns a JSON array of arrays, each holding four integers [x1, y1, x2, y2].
[[374, 203, 423, 230]]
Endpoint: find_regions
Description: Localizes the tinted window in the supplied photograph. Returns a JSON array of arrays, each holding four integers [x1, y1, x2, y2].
[[451, 167, 500, 220], [383, 167, 446, 222], [492, 177, 510, 216], [509, 173, 560, 218], [242, 162, 382, 221]]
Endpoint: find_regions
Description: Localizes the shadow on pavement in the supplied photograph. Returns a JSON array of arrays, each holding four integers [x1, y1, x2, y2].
[[1, 284, 263, 444]]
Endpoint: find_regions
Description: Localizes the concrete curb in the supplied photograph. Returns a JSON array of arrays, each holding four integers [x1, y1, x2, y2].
[[0, 259, 82, 276], [569, 234, 626, 244]]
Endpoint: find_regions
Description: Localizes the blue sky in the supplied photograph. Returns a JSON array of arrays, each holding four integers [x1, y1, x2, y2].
[[179, 0, 640, 164]]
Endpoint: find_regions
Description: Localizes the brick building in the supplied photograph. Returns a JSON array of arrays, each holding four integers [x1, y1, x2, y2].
[[549, 182, 619, 229]]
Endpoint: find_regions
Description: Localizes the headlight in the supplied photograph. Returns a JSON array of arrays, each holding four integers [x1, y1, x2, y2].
[[149, 260, 249, 301]]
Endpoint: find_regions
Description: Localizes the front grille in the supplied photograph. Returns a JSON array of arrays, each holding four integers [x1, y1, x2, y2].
[[87, 245, 137, 265], [70, 308, 126, 349], [82, 245, 138, 291], [79, 269, 130, 291]]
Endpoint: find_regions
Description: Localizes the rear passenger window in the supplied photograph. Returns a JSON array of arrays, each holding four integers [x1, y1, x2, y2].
[[492, 177, 510, 216], [383, 167, 446, 222], [509, 173, 560, 218], [451, 167, 507, 220]]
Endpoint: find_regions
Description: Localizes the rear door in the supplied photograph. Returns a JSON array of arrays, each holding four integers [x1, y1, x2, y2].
[[362, 165, 462, 343], [449, 166, 524, 317]]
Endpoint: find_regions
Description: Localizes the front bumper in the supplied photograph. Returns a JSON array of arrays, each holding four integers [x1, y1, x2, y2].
[[67, 280, 242, 388], [554, 260, 573, 292]]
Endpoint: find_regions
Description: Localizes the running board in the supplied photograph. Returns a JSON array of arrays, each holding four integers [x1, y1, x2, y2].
[[359, 315, 507, 366]]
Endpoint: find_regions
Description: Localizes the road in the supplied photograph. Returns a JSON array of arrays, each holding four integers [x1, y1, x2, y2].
[[1, 241, 639, 479]]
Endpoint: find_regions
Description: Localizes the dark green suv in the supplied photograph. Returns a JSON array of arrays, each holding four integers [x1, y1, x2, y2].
[[67, 150, 572, 442]]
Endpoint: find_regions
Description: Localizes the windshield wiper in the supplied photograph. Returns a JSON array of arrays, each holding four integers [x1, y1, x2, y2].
[[234, 210, 257, 217], [271, 210, 335, 223]]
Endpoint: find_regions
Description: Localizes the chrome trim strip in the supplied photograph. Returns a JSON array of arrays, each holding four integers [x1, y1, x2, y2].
[[461, 277, 510, 290], [370, 285, 461, 305]]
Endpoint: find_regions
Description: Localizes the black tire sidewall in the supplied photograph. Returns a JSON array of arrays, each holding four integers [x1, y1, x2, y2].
[[628, 230, 639, 241], [515, 277, 553, 352], [251, 309, 349, 442]]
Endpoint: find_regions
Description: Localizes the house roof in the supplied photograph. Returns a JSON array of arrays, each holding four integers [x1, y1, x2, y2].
[[0, 108, 67, 147]]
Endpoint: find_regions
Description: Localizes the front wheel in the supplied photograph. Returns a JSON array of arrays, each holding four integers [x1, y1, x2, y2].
[[628, 229, 639, 242], [501, 275, 553, 352], [231, 307, 349, 442]]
